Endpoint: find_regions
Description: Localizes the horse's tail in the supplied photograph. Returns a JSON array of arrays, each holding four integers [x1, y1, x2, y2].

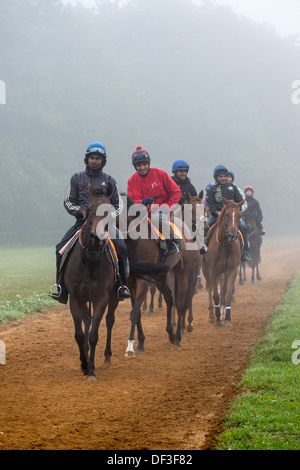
[[129, 262, 169, 279]]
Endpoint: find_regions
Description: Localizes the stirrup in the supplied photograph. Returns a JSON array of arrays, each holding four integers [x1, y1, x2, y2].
[[48, 284, 62, 299], [117, 285, 131, 301], [200, 243, 208, 254]]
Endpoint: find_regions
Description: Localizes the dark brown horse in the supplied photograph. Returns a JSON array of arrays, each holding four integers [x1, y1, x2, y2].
[[202, 198, 244, 328], [174, 190, 204, 335], [239, 207, 262, 284], [63, 184, 118, 381], [118, 196, 181, 357]]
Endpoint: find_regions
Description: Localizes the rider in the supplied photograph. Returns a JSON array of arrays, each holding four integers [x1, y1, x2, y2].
[[227, 170, 247, 212], [205, 165, 251, 262], [171, 159, 197, 204], [49, 141, 131, 303], [127, 145, 182, 255], [244, 185, 265, 235]]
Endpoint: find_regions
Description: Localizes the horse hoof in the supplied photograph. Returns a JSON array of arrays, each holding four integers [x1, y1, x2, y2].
[[125, 351, 136, 358], [208, 315, 215, 324], [148, 311, 154, 316], [135, 348, 145, 355], [224, 321, 232, 329], [214, 320, 223, 327], [81, 366, 88, 375], [86, 374, 98, 382], [186, 324, 193, 332]]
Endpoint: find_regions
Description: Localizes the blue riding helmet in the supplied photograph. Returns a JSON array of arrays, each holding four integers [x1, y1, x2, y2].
[[213, 165, 229, 179], [172, 159, 190, 173], [84, 141, 107, 167]]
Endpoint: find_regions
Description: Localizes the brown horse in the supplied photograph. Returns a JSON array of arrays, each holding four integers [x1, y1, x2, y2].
[[239, 207, 262, 284], [202, 198, 244, 328], [173, 190, 204, 335], [118, 196, 181, 357], [63, 184, 118, 381]]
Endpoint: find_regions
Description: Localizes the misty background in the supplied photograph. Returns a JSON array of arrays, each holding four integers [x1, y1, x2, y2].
[[1, 0, 300, 245]]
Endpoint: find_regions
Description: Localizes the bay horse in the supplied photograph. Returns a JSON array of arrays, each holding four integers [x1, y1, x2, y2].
[[63, 183, 118, 381], [118, 196, 191, 356], [202, 197, 244, 328], [240, 207, 262, 284], [173, 190, 204, 336]]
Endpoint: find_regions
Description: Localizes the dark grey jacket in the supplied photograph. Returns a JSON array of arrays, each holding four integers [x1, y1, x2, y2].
[[64, 168, 122, 220], [206, 182, 243, 216]]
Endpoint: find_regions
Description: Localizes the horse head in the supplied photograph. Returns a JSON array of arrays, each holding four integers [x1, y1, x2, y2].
[[220, 197, 245, 243], [182, 190, 205, 234], [80, 183, 113, 251]]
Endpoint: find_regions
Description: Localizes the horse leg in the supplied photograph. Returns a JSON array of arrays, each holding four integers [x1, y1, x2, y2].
[[86, 303, 107, 381], [251, 267, 255, 284], [224, 268, 238, 328], [256, 264, 262, 281], [149, 284, 156, 315], [156, 277, 174, 345], [103, 293, 118, 369], [125, 280, 147, 357], [212, 280, 222, 327], [69, 297, 89, 375], [158, 292, 163, 308], [239, 262, 244, 285]]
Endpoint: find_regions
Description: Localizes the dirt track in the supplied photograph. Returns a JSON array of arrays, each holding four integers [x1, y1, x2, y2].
[[0, 242, 300, 450]]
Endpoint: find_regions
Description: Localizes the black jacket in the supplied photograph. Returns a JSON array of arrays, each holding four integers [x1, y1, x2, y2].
[[244, 196, 263, 222], [64, 168, 122, 220], [171, 175, 197, 204], [206, 182, 243, 216]]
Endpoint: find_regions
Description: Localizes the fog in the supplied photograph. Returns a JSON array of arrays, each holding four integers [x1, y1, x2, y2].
[[1, 0, 300, 245]]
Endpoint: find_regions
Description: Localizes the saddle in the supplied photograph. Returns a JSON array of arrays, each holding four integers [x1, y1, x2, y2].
[[147, 217, 182, 262], [58, 231, 119, 283]]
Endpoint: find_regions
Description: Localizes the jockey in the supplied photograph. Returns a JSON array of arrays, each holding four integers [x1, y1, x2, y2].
[[171, 159, 197, 204], [227, 170, 247, 212], [244, 185, 265, 235], [205, 165, 251, 262], [127, 145, 182, 255], [49, 141, 131, 303]]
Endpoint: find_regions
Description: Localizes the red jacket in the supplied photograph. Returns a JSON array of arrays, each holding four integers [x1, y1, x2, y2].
[[127, 167, 181, 210]]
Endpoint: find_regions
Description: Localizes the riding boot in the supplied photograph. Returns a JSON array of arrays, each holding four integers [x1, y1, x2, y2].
[[241, 241, 251, 262], [48, 253, 69, 304], [116, 256, 131, 300]]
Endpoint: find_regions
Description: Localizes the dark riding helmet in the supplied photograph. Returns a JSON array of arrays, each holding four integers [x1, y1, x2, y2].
[[213, 165, 229, 180], [132, 145, 151, 167], [84, 141, 107, 168], [228, 170, 234, 181], [172, 159, 190, 173]]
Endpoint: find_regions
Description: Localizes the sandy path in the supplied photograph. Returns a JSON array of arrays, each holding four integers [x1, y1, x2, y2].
[[0, 242, 300, 450]]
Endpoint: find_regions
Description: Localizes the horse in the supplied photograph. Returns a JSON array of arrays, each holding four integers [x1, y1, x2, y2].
[[240, 207, 262, 284], [174, 190, 204, 335], [63, 183, 119, 381], [202, 198, 244, 328], [142, 285, 163, 315], [118, 196, 182, 357]]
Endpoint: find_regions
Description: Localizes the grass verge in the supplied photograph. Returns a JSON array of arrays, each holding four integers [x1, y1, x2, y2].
[[216, 271, 300, 450], [0, 246, 57, 325]]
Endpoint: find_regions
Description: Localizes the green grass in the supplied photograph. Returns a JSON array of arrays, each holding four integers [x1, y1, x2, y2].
[[216, 271, 300, 450], [0, 246, 57, 324]]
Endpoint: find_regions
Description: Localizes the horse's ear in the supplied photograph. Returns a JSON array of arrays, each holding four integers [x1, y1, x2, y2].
[[184, 191, 191, 202], [222, 197, 229, 205], [238, 199, 245, 207], [199, 190, 204, 201], [89, 182, 95, 196]]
